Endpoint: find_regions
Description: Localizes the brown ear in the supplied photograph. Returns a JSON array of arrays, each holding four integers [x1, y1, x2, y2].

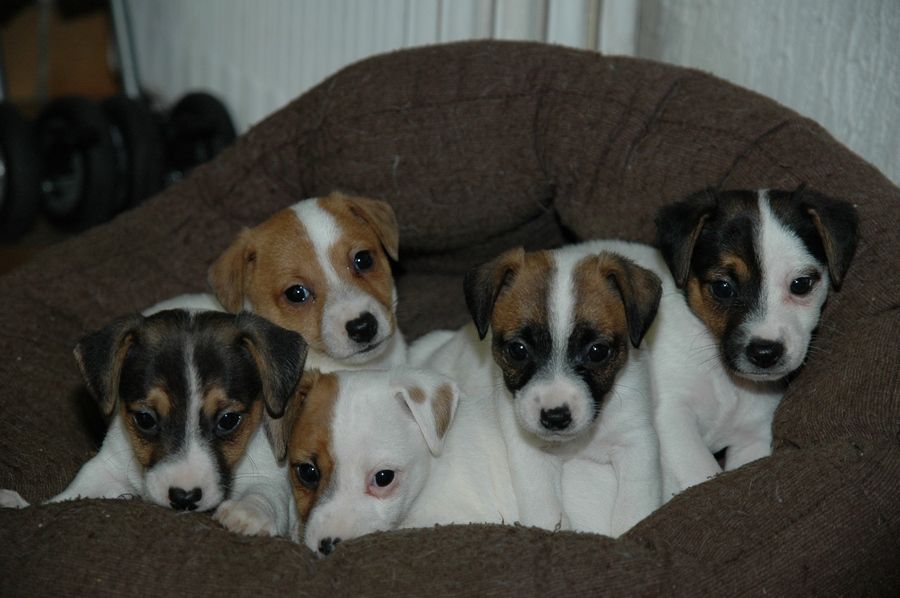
[[391, 368, 460, 457], [73, 314, 144, 416], [343, 195, 400, 261], [463, 247, 525, 339], [208, 229, 255, 312], [795, 188, 859, 290], [265, 369, 320, 463], [655, 189, 717, 288], [601, 254, 662, 348], [235, 311, 309, 418]]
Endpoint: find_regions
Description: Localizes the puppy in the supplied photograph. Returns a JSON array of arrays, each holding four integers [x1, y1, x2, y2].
[[0, 309, 307, 537], [644, 187, 858, 497], [412, 244, 663, 536], [268, 367, 518, 555], [146, 191, 406, 372]]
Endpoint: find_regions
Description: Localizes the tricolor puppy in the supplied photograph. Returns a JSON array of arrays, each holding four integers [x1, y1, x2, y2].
[[413, 244, 663, 536], [268, 367, 518, 556], [649, 186, 858, 497], [147, 191, 406, 372], [0, 310, 307, 536]]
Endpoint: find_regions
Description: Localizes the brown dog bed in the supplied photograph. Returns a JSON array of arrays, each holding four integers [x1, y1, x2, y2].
[[1, 41, 897, 596]]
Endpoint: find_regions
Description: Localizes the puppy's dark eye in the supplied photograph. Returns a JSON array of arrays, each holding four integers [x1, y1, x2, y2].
[[789, 276, 815, 296], [353, 250, 374, 273], [374, 470, 395, 487], [710, 280, 736, 299], [215, 412, 242, 437], [296, 462, 320, 489], [586, 343, 611, 364], [285, 284, 311, 304], [132, 411, 159, 435], [506, 340, 529, 362]]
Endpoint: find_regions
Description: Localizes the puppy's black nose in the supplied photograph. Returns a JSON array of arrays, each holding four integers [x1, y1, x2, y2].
[[168, 487, 202, 511], [319, 537, 341, 556], [346, 312, 378, 343], [540, 406, 572, 431], [746, 339, 784, 368]]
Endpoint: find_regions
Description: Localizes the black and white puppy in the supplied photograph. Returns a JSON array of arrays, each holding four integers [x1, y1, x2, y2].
[[651, 186, 858, 496], [0, 309, 307, 536]]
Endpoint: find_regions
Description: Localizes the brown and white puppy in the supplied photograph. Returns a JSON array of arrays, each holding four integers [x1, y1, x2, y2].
[[267, 367, 518, 556], [0, 310, 307, 536], [647, 186, 859, 497], [411, 244, 663, 536], [147, 192, 406, 372]]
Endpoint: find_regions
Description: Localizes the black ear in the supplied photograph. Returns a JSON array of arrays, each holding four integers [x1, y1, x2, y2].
[[463, 247, 525, 339], [235, 311, 309, 418], [602, 254, 663, 348], [655, 189, 717, 288], [73, 314, 144, 416], [795, 188, 859, 290], [265, 369, 320, 464]]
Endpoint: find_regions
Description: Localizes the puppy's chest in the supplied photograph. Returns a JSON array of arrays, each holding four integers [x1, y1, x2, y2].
[[696, 377, 782, 448]]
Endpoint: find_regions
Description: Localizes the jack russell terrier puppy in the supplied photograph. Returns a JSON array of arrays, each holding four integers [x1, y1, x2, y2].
[[646, 186, 859, 498], [0, 309, 308, 537], [146, 191, 407, 371], [268, 367, 519, 556], [411, 244, 663, 536]]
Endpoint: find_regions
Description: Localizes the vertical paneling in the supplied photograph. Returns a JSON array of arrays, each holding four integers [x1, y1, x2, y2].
[[126, 0, 630, 131]]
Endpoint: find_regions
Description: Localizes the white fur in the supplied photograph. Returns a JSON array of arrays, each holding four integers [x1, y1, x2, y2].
[[734, 192, 831, 379], [297, 367, 518, 554], [576, 239, 783, 500], [410, 244, 661, 537]]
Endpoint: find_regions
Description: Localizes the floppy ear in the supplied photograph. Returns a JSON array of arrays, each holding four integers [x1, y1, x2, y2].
[[343, 194, 400, 261], [235, 311, 309, 418], [392, 368, 460, 457], [208, 229, 255, 312], [265, 369, 320, 464], [601, 254, 662, 348], [73, 314, 144, 416], [655, 189, 717, 288], [463, 247, 525, 339], [795, 187, 859, 290]]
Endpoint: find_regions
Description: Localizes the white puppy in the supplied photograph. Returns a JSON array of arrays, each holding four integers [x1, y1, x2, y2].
[[268, 367, 518, 555], [412, 243, 663, 536]]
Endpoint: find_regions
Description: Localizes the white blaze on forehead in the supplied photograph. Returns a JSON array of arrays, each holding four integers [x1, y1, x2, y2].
[[291, 198, 344, 288], [548, 249, 579, 370]]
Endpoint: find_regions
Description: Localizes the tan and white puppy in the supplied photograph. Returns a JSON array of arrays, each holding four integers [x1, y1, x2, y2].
[[268, 367, 518, 556], [645, 187, 859, 498], [412, 244, 663, 536], [0, 310, 307, 537], [147, 191, 407, 371]]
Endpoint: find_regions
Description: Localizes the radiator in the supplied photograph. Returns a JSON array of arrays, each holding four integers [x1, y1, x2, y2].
[[127, 0, 638, 131]]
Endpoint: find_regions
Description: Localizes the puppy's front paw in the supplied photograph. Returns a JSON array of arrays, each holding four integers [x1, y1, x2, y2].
[[213, 498, 278, 536], [0, 489, 30, 509]]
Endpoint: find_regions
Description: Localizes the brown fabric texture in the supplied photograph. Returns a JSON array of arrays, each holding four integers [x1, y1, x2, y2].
[[0, 41, 897, 595]]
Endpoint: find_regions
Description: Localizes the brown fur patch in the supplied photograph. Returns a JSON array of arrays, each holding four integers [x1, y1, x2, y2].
[[407, 386, 426, 404], [573, 254, 629, 341], [286, 373, 340, 522], [320, 194, 397, 329], [212, 208, 328, 349], [686, 274, 729, 341], [721, 252, 751, 285], [120, 401, 161, 469], [490, 250, 554, 338], [432, 384, 455, 440], [145, 386, 172, 419], [219, 400, 264, 469]]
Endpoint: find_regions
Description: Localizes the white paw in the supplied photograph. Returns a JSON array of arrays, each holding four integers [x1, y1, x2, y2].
[[213, 498, 278, 536], [0, 489, 30, 509]]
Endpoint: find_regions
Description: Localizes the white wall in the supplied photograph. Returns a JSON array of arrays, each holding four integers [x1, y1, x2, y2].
[[127, 0, 897, 184], [127, 0, 637, 133], [637, 0, 900, 184]]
